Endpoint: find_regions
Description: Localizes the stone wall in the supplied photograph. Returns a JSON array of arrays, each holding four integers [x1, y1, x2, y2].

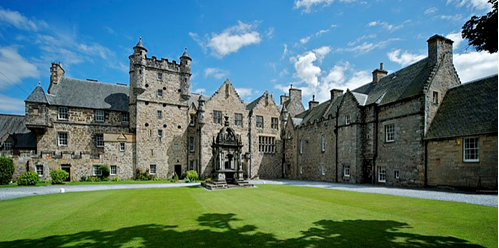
[[427, 134, 498, 189]]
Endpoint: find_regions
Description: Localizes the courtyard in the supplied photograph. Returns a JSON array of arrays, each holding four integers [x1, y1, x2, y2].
[[0, 182, 496, 247]]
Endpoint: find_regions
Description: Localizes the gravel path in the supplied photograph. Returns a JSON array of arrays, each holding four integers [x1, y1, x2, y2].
[[0, 180, 496, 207], [0, 183, 200, 201], [250, 179, 498, 207]]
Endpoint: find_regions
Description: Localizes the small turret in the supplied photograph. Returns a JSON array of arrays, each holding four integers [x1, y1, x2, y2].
[[129, 37, 147, 94], [197, 95, 206, 125], [180, 48, 192, 100], [180, 48, 191, 73], [133, 37, 148, 55]]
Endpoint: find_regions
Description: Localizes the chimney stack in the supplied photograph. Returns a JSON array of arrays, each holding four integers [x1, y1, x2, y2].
[[48, 62, 65, 94], [289, 87, 302, 102], [280, 94, 289, 105], [330, 89, 343, 102], [308, 95, 319, 109], [372, 63, 388, 83], [427, 34, 453, 67]]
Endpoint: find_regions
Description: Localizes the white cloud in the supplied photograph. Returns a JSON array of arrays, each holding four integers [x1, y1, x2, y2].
[[279, 68, 289, 78], [192, 88, 206, 94], [348, 34, 376, 46], [439, 14, 464, 22], [292, 51, 321, 87], [445, 32, 464, 49], [300, 36, 311, 44], [195, 21, 262, 58], [313, 46, 331, 62], [265, 27, 275, 39], [0, 94, 25, 114], [454, 51, 498, 82], [0, 8, 47, 31], [387, 49, 426, 66], [447, 0, 492, 10], [0, 46, 39, 89], [281, 44, 289, 60], [235, 87, 254, 98], [424, 7, 438, 15], [367, 20, 406, 32], [204, 67, 229, 80], [339, 38, 400, 54], [294, 0, 357, 13], [315, 29, 330, 37]]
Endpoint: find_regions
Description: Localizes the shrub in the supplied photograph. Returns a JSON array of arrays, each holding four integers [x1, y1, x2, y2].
[[80, 176, 87, 182], [134, 168, 155, 181], [50, 169, 69, 184], [17, 171, 39, 186], [87, 176, 100, 182], [111, 177, 121, 182], [173, 173, 179, 182], [186, 170, 199, 181], [0, 157, 15, 185], [99, 165, 110, 180]]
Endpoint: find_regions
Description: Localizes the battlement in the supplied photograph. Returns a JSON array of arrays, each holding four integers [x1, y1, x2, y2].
[[145, 56, 182, 72]]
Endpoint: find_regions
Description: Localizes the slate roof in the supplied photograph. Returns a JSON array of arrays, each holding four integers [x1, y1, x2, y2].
[[0, 114, 36, 149], [425, 75, 498, 140], [353, 58, 432, 106], [48, 78, 129, 111], [246, 94, 264, 111], [25, 84, 49, 103]]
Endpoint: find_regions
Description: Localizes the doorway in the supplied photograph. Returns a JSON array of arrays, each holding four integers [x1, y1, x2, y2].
[[61, 164, 71, 182], [175, 164, 182, 178]]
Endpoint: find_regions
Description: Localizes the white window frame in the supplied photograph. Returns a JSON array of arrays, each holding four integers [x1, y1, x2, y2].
[[58, 107, 68, 120], [95, 110, 105, 122], [271, 117, 279, 130], [110, 165, 117, 175], [256, 116, 264, 129], [4, 141, 12, 150], [36, 165, 44, 176], [463, 137, 479, 162], [189, 137, 195, 152], [93, 165, 101, 176], [150, 164, 157, 174], [321, 134, 326, 152], [58, 132, 68, 146], [394, 170, 400, 179], [344, 165, 350, 177], [235, 113, 243, 127], [378, 166, 386, 183], [345, 115, 351, 125], [119, 142, 125, 152], [385, 124, 395, 142], [95, 134, 104, 148]]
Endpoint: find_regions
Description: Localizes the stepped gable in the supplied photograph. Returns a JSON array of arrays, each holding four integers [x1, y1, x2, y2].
[[426, 75, 498, 140]]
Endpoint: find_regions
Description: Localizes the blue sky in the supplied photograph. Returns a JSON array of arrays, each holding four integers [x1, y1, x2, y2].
[[0, 0, 497, 115]]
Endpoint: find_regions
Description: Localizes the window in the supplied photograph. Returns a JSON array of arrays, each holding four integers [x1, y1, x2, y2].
[[158, 130, 163, 139], [299, 140, 303, 155], [321, 166, 325, 176], [189, 160, 195, 171], [58, 132, 68, 146], [378, 167, 386, 183], [95, 110, 104, 122], [271, 117, 279, 130], [385, 124, 395, 142], [157, 89, 163, 97], [234, 113, 243, 127], [93, 165, 101, 176], [321, 134, 326, 152], [157, 72, 163, 80], [95, 134, 104, 148], [463, 137, 479, 162], [3, 141, 12, 150], [345, 115, 351, 125], [256, 116, 263, 129], [110, 165, 117, 175], [58, 107, 68, 120], [394, 170, 400, 179], [432, 91, 439, 104], [36, 165, 43, 176], [189, 137, 195, 152], [150, 164, 157, 174], [258, 136, 276, 153], [157, 110, 163, 119], [190, 114, 196, 126], [344, 165, 350, 177], [213, 110, 222, 124], [121, 112, 129, 122], [120, 142, 125, 152]]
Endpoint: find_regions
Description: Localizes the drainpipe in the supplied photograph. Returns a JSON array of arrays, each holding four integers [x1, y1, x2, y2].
[[373, 105, 379, 184], [335, 106, 339, 183]]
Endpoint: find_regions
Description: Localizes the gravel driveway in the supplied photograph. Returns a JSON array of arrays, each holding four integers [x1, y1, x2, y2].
[[0, 179, 496, 207]]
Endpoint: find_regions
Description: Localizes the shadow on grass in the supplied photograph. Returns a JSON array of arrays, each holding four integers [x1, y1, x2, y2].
[[0, 213, 484, 248]]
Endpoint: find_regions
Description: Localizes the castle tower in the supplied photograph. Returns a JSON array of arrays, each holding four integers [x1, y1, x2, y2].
[[179, 48, 192, 100]]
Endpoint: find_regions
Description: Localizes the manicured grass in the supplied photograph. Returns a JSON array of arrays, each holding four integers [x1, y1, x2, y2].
[[0, 180, 196, 188], [0, 185, 496, 247]]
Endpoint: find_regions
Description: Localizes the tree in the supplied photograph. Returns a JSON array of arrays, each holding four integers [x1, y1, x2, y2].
[[461, 0, 498, 53]]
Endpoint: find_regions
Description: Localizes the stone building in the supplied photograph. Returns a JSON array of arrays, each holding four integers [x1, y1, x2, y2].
[[0, 34, 496, 190]]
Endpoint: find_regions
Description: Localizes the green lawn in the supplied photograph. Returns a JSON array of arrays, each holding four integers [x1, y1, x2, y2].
[[0, 185, 496, 247]]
